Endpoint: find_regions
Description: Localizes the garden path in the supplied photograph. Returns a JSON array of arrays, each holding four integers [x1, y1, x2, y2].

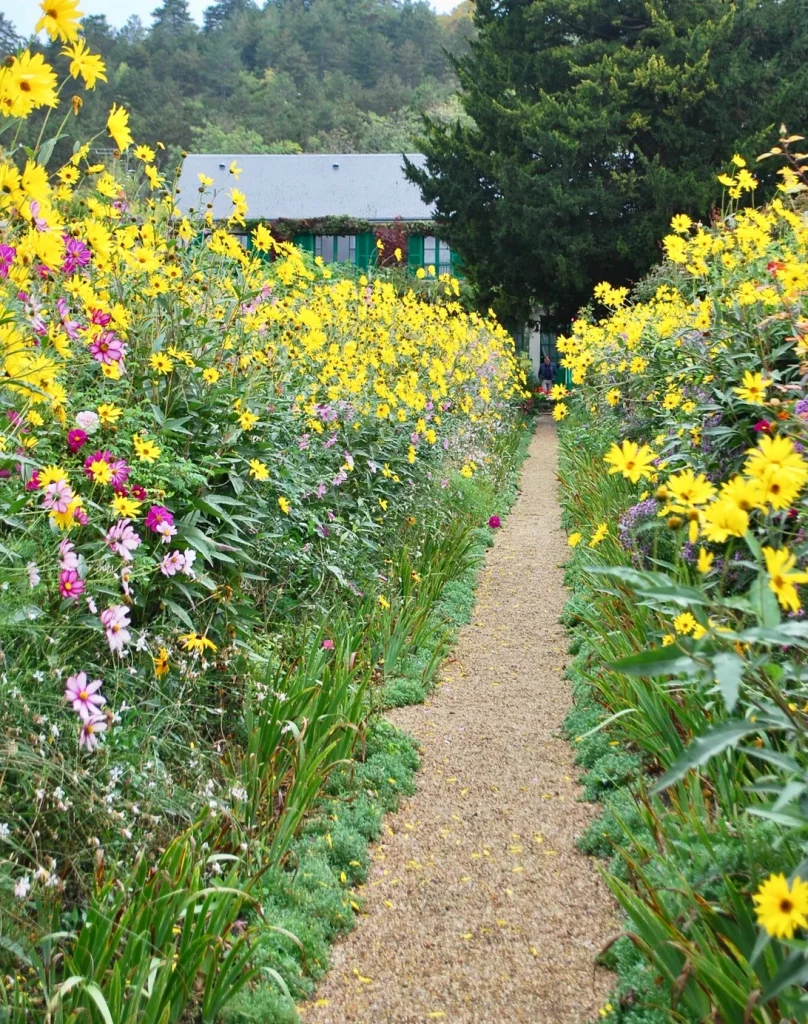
[[304, 419, 616, 1024]]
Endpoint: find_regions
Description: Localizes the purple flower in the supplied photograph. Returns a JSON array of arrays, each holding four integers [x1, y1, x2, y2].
[[108, 459, 130, 489], [91, 309, 111, 326], [67, 428, 87, 453], [56, 297, 82, 339], [159, 550, 185, 576], [59, 568, 84, 600], [88, 331, 124, 365], [105, 520, 141, 560], [324, 434, 338, 449], [796, 399, 808, 420], [100, 604, 131, 653], [61, 235, 91, 274], [79, 713, 108, 751], [145, 505, 174, 532], [0, 244, 15, 278], [298, 434, 310, 450], [65, 672, 105, 721], [488, 515, 501, 529]]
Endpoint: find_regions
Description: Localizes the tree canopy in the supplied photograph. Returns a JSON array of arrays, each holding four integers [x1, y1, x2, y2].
[[11, 0, 474, 163], [407, 0, 808, 323]]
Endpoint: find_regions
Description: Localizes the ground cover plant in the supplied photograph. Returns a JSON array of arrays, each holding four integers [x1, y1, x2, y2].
[[0, 9, 527, 1020], [555, 138, 808, 1021]]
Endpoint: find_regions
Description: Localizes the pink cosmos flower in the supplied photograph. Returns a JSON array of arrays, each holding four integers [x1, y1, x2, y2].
[[145, 505, 174, 531], [67, 428, 88, 453], [0, 244, 15, 278], [155, 521, 177, 544], [59, 568, 85, 599], [59, 538, 79, 570], [108, 459, 130, 489], [26, 471, 40, 492], [182, 549, 196, 578], [488, 515, 501, 529], [27, 562, 40, 589], [120, 567, 133, 598], [321, 639, 335, 650], [88, 331, 125, 365], [42, 479, 73, 514], [64, 672, 105, 721], [91, 308, 111, 326], [100, 604, 131, 654], [73, 507, 89, 526], [79, 713, 108, 751], [105, 520, 141, 560], [160, 550, 185, 577]]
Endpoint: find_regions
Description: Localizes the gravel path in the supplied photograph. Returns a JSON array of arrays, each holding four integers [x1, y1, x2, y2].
[[303, 420, 617, 1024]]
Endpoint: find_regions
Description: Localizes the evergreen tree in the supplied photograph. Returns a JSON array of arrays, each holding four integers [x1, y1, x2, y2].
[[407, 0, 808, 322]]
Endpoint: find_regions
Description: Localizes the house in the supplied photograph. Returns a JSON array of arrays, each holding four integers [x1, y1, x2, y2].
[[175, 153, 461, 276]]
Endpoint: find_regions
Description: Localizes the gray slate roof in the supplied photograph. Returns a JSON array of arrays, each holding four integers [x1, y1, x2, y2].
[[176, 153, 433, 223]]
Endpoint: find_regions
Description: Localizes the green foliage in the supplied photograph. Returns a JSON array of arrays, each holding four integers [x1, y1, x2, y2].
[[12, 0, 474, 161], [409, 0, 808, 321]]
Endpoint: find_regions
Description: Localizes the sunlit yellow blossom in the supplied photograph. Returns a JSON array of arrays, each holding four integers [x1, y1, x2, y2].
[[132, 434, 161, 463], [239, 410, 259, 431], [753, 874, 808, 939], [107, 103, 133, 151], [97, 403, 123, 427], [110, 495, 142, 518], [36, 0, 83, 42], [278, 496, 291, 514], [603, 440, 658, 484], [567, 532, 582, 547], [763, 547, 808, 612], [62, 38, 107, 88], [179, 632, 217, 654], [733, 370, 769, 404], [588, 522, 608, 548], [673, 611, 698, 635], [249, 459, 269, 481], [697, 548, 714, 574]]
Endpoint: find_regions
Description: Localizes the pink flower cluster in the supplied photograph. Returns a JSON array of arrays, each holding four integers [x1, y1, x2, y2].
[[145, 505, 176, 543], [84, 449, 131, 488], [159, 549, 196, 578], [64, 671, 107, 751], [100, 604, 131, 654], [105, 519, 141, 560], [58, 538, 84, 600]]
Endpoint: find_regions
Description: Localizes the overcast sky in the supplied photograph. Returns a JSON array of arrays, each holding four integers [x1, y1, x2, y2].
[[4, 0, 462, 36]]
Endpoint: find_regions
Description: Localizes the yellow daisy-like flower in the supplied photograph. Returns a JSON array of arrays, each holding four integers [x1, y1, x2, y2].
[[762, 546, 808, 613], [673, 611, 698, 635], [38, 464, 69, 487], [154, 647, 170, 678], [2, 52, 59, 118], [588, 522, 608, 548], [696, 548, 714, 574], [36, 0, 83, 43], [149, 352, 174, 375], [378, 595, 391, 610], [249, 459, 269, 481], [61, 38, 107, 89], [239, 410, 259, 431], [179, 632, 218, 654], [107, 103, 133, 152], [278, 496, 291, 514], [733, 370, 769, 405], [670, 213, 692, 234], [551, 402, 568, 421], [97, 403, 123, 427], [132, 434, 161, 463], [202, 367, 220, 384], [567, 532, 582, 548], [753, 873, 808, 939], [110, 495, 142, 519], [603, 440, 658, 484]]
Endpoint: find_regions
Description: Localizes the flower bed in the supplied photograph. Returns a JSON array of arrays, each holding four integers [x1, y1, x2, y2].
[[555, 140, 808, 1020], [0, 9, 526, 1020]]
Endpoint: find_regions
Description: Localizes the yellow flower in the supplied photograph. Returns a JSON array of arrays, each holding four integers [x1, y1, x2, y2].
[[603, 440, 658, 484], [701, 498, 749, 543], [670, 213, 692, 234], [110, 495, 142, 519], [673, 611, 698, 635], [744, 435, 808, 510], [588, 522, 608, 548], [661, 634, 675, 646], [36, 0, 83, 43], [230, 160, 242, 179], [38, 464, 69, 487], [61, 38, 106, 88], [179, 632, 218, 654], [87, 458, 112, 485], [278, 496, 291, 514], [239, 410, 259, 431], [606, 388, 621, 407], [202, 367, 220, 384], [3, 52, 58, 118], [567, 532, 582, 547], [697, 548, 714, 574], [407, 445, 417, 464], [133, 144, 156, 163], [552, 402, 568, 421], [460, 463, 474, 479], [149, 352, 174, 375], [733, 370, 769, 405], [97, 402, 123, 426], [378, 595, 391, 610], [107, 103, 133, 151], [753, 873, 808, 939], [249, 459, 269, 481], [132, 434, 161, 463], [762, 546, 808, 612], [154, 647, 170, 678]]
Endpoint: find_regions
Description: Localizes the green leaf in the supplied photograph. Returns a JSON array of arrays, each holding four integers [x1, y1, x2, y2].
[[761, 950, 808, 1001], [163, 598, 195, 630], [712, 651, 744, 712], [609, 645, 701, 677], [37, 134, 65, 168], [652, 720, 764, 793]]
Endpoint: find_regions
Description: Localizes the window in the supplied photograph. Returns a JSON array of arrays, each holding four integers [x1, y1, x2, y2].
[[423, 236, 451, 272], [424, 235, 436, 266], [315, 235, 357, 263]]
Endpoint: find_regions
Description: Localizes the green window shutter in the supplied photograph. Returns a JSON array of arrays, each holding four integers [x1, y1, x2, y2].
[[294, 233, 314, 254], [449, 248, 463, 275], [407, 235, 424, 269], [355, 232, 374, 269]]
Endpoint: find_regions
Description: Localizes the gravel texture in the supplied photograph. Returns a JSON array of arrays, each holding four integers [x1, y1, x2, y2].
[[302, 420, 617, 1023]]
